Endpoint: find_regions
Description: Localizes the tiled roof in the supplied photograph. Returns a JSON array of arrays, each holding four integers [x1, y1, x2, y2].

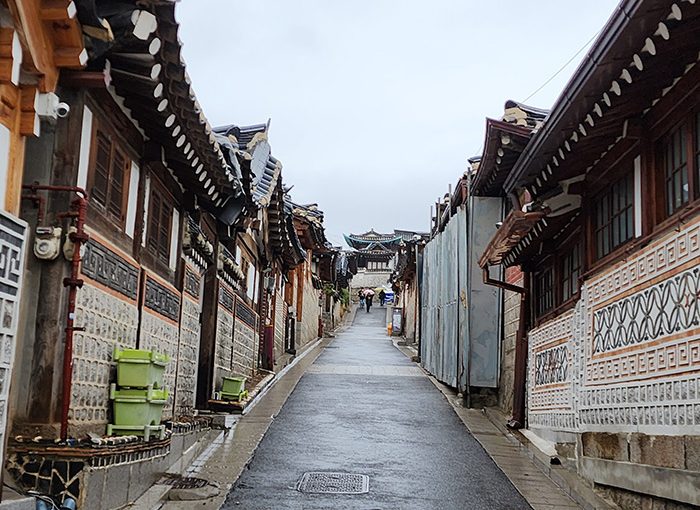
[[78, 1, 238, 210]]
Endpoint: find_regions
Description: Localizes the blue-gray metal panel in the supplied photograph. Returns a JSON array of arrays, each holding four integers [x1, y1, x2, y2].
[[456, 207, 469, 393], [467, 196, 503, 387]]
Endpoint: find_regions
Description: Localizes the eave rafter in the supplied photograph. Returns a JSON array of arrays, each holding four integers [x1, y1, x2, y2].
[[9, 0, 86, 92]]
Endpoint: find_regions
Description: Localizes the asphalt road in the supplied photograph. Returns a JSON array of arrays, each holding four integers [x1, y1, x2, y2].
[[221, 307, 530, 510]]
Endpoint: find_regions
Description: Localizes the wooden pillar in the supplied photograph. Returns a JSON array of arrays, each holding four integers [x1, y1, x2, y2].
[[296, 264, 304, 322]]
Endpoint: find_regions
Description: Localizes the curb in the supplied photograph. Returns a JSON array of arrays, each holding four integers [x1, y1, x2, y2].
[[129, 312, 352, 510], [389, 337, 617, 510], [481, 408, 618, 510]]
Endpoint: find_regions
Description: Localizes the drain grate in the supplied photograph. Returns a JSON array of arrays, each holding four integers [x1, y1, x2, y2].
[[296, 472, 369, 494], [159, 475, 209, 489]]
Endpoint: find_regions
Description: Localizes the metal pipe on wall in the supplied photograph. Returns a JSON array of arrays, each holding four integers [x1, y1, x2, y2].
[[22, 184, 89, 441], [481, 266, 529, 428]]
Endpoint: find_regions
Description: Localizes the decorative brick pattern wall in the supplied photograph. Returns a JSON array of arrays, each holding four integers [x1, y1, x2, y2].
[[527, 214, 700, 436], [232, 298, 259, 376], [528, 310, 576, 431], [72, 282, 138, 427], [0, 212, 27, 463]]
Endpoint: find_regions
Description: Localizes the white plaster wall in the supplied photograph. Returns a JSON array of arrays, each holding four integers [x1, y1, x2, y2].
[[350, 269, 392, 292]]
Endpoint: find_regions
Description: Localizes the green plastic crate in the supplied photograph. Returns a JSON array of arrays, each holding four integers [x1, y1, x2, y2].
[[114, 348, 169, 388], [222, 376, 246, 395], [110, 385, 168, 426]]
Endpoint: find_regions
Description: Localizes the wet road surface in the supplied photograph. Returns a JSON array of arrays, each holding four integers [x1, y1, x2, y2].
[[221, 307, 530, 509]]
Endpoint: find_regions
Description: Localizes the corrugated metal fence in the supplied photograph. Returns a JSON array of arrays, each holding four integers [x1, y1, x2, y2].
[[420, 199, 502, 393]]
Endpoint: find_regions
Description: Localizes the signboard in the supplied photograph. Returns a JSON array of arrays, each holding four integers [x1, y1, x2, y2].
[[391, 307, 402, 336]]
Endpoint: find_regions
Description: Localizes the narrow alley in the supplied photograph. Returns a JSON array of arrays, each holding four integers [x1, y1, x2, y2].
[[222, 308, 531, 510]]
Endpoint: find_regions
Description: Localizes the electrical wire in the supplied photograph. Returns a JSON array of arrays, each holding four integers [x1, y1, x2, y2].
[[521, 28, 603, 104]]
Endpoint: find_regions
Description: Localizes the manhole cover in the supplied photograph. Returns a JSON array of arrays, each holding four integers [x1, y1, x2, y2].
[[159, 475, 209, 489], [296, 472, 369, 494]]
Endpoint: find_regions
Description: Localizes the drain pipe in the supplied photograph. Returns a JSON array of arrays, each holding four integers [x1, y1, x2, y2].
[[22, 184, 89, 441], [482, 266, 529, 428]]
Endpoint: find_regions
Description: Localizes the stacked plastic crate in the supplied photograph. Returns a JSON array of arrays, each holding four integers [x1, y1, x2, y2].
[[107, 349, 170, 441]]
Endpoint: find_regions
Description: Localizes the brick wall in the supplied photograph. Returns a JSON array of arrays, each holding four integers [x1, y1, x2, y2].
[[499, 266, 522, 415]]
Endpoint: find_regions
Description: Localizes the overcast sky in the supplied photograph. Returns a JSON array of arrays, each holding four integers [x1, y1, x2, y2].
[[177, 1, 619, 247]]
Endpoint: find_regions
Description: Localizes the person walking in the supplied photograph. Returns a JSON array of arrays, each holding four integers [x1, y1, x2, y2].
[[365, 292, 373, 313], [358, 289, 365, 309], [379, 289, 386, 307]]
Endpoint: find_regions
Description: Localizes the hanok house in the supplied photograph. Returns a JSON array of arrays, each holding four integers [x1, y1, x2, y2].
[[469, 101, 547, 421], [0, 0, 87, 500], [390, 232, 429, 345], [289, 202, 334, 348], [344, 229, 402, 295], [7, 3, 248, 507], [210, 122, 307, 381], [479, 1, 700, 507]]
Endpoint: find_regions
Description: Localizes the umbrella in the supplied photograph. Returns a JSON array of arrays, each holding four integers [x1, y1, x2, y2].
[[363, 289, 375, 297]]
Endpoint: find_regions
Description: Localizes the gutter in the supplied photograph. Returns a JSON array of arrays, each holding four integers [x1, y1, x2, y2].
[[482, 266, 529, 429]]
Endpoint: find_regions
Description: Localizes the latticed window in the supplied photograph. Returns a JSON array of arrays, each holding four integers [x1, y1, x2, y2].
[[593, 171, 634, 260], [90, 129, 130, 225], [561, 243, 581, 302], [535, 266, 554, 317], [147, 180, 174, 266], [663, 125, 689, 216]]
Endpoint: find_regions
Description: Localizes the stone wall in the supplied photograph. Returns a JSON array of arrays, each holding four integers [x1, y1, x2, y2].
[[498, 267, 522, 415], [296, 279, 320, 348], [526, 213, 700, 507], [71, 238, 140, 433], [232, 297, 259, 377], [72, 281, 138, 429], [140, 313, 179, 421], [350, 269, 391, 294], [174, 261, 204, 417], [214, 280, 235, 390], [401, 280, 418, 342], [273, 289, 286, 361]]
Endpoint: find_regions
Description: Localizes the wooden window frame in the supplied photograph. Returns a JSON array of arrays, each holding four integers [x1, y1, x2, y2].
[[653, 106, 700, 227], [87, 121, 131, 229], [534, 264, 554, 318], [145, 176, 175, 268], [660, 120, 693, 217], [560, 241, 581, 304], [591, 170, 635, 261], [530, 229, 583, 324]]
